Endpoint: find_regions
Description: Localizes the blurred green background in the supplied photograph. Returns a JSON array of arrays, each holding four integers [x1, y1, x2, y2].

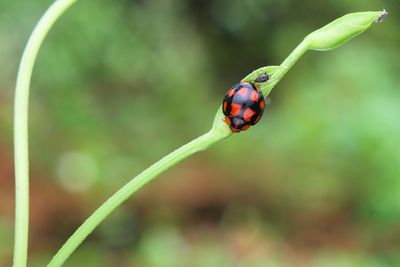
[[1, 0, 400, 266]]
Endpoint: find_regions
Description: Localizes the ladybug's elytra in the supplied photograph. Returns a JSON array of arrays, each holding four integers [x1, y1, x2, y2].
[[222, 73, 269, 133]]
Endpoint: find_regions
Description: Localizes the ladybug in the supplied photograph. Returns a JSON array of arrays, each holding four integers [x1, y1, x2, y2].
[[222, 73, 269, 132]]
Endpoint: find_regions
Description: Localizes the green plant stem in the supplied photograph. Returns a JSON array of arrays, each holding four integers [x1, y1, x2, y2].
[[46, 39, 312, 267], [259, 39, 311, 96], [13, 0, 77, 266], [46, 128, 226, 267]]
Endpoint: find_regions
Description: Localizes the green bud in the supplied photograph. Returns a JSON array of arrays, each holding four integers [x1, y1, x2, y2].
[[305, 10, 388, 51]]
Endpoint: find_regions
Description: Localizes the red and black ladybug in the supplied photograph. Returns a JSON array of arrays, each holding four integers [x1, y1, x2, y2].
[[222, 73, 269, 132]]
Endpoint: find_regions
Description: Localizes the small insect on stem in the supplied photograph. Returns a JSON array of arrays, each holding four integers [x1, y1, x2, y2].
[[254, 73, 270, 83], [376, 9, 388, 23]]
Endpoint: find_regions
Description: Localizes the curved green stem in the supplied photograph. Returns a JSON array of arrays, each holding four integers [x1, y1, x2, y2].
[[46, 41, 312, 267], [258, 39, 311, 96], [45, 10, 385, 266], [47, 128, 228, 267], [13, 0, 77, 266]]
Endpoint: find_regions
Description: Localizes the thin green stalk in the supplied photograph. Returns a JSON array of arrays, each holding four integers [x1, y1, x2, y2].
[[45, 10, 386, 267], [45, 38, 311, 267], [47, 128, 228, 267], [239, 39, 312, 96], [259, 39, 311, 96], [13, 0, 77, 266]]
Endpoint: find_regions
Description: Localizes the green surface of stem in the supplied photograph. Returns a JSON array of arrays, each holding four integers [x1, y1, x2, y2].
[[46, 40, 312, 267], [258, 39, 310, 96], [13, 0, 77, 266], [47, 128, 227, 267]]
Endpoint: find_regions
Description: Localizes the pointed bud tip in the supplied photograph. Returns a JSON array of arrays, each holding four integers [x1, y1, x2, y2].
[[376, 10, 388, 23]]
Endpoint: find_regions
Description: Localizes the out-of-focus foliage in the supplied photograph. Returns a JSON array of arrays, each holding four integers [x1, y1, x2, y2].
[[1, 0, 399, 266]]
